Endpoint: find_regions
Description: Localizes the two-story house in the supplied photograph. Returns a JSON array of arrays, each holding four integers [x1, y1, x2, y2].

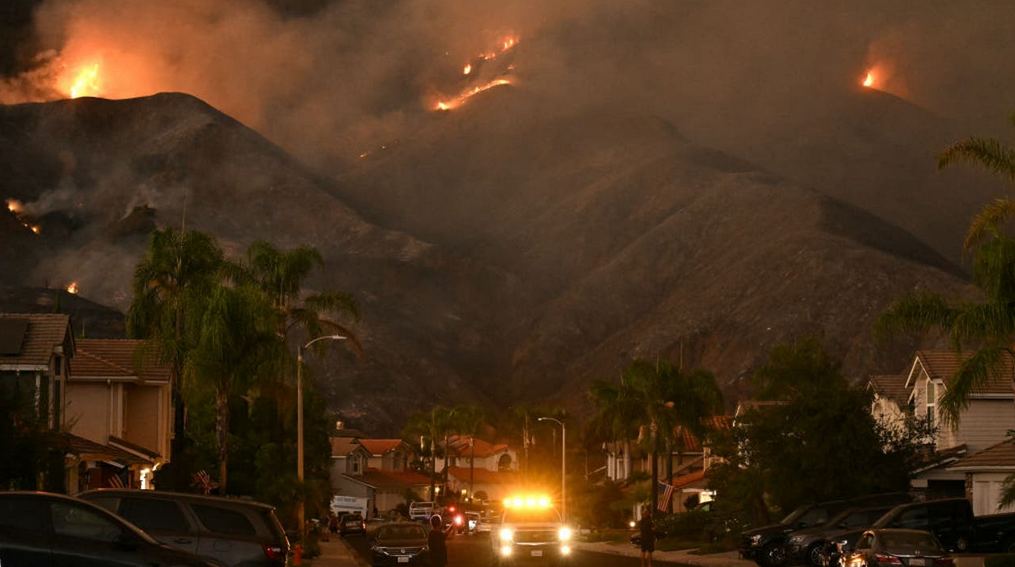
[[869, 350, 1015, 501], [435, 435, 519, 502], [0, 313, 73, 432], [64, 338, 173, 491], [330, 433, 433, 517]]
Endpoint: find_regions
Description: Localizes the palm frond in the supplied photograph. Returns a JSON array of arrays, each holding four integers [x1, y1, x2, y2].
[[939, 347, 1012, 426], [963, 199, 1015, 251], [937, 137, 1015, 184], [875, 292, 960, 339], [304, 291, 359, 321]]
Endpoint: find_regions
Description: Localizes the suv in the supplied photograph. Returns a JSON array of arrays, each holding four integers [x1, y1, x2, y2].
[[409, 501, 435, 521], [493, 496, 571, 565], [0, 491, 219, 567], [78, 489, 289, 567]]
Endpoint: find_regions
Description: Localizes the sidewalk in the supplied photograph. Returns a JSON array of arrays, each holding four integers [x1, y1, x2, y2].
[[574, 540, 758, 567], [303, 535, 369, 567]]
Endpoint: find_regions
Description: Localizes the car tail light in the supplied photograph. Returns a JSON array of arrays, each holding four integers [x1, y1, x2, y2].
[[263, 544, 285, 561], [874, 553, 902, 565]]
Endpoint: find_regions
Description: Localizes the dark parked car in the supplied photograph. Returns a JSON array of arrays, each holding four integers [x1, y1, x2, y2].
[[741, 500, 851, 567], [785, 505, 900, 566], [0, 491, 222, 567], [340, 514, 366, 536], [841, 529, 952, 567], [78, 489, 289, 567], [370, 522, 430, 566]]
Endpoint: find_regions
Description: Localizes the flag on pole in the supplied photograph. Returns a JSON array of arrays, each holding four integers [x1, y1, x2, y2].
[[106, 471, 125, 488], [657, 481, 674, 511]]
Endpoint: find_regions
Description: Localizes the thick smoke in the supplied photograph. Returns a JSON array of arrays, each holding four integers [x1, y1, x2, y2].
[[4, 0, 1015, 175]]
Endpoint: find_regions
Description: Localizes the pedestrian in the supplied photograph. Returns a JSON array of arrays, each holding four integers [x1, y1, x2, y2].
[[639, 506, 655, 567], [428, 514, 455, 567]]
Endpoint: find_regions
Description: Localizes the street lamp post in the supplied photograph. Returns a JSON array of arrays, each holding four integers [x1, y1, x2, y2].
[[297, 334, 346, 542], [538, 416, 566, 523]]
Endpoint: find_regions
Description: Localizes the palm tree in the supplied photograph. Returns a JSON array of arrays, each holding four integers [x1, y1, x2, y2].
[[185, 284, 281, 494], [590, 359, 722, 517], [880, 113, 1015, 506], [127, 228, 224, 486], [451, 405, 486, 500], [403, 406, 454, 501], [588, 377, 642, 483]]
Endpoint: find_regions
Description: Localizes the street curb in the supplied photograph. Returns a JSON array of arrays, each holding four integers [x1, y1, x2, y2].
[[574, 540, 757, 567]]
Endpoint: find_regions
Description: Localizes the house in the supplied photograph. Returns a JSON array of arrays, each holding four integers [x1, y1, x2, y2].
[[0, 313, 74, 432], [604, 415, 731, 486], [436, 435, 518, 472], [65, 338, 173, 491], [330, 434, 435, 516], [948, 439, 1015, 516], [868, 374, 910, 430]]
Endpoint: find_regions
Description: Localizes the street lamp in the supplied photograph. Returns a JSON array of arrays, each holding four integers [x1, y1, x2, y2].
[[297, 334, 346, 542], [538, 416, 566, 523]]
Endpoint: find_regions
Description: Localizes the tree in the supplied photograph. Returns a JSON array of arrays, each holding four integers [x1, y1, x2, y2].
[[589, 359, 723, 518], [403, 406, 454, 501], [127, 228, 223, 489], [881, 114, 1015, 507], [185, 283, 281, 494], [450, 405, 486, 500]]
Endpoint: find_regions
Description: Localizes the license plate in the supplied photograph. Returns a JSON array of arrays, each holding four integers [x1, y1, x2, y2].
[[909, 559, 925, 566], [398, 557, 410, 563], [531, 550, 543, 557]]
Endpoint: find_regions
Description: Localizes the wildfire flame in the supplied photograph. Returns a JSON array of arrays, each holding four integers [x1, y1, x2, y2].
[[67, 62, 102, 99], [66, 282, 80, 294], [6, 199, 21, 213], [29, 225, 40, 234], [6, 198, 41, 234], [862, 70, 875, 88], [463, 64, 472, 75], [434, 79, 511, 111]]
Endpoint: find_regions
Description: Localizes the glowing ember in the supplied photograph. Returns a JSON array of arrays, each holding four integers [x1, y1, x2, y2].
[[66, 282, 80, 294], [862, 71, 875, 88], [463, 64, 472, 75], [29, 224, 40, 234], [68, 63, 102, 99], [5, 199, 21, 213], [434, 79, 511, 111]]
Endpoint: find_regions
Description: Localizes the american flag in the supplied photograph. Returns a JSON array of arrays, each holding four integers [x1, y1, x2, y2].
[[106, 472, 125, 488], [191, 470, 218, 495], [657, 481, 674, 511]]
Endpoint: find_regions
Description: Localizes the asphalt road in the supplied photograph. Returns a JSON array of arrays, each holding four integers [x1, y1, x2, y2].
[[343, 527, 686, 567]]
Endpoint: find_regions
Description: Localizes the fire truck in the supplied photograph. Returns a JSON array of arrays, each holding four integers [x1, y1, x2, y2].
[[492, 495, 572, 565]]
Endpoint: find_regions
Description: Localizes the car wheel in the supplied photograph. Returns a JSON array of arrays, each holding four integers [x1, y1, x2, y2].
[[807, 544, 824, 567], [761, 542, 787, 567]]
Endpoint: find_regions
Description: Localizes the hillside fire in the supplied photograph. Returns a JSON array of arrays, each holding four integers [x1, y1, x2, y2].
[[862, 70, 875, 88], [5, 198, 41, 234], [434, 79, 511, 111], [66, 282, 80, 294], [66, 62, 103, 99]]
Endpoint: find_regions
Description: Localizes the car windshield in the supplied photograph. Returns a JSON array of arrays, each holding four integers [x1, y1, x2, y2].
[[378, 525, 426, 541], [782, 505, 813, 525], [879, 532, 942, 553], [503, 507, 560, 524]]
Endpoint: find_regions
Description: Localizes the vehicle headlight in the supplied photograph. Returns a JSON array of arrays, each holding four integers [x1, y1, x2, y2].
[[629, 520, 637, 529], [751, 534, 762, 545], [500, 528, 514, 542], [558, 527, 572, 541]]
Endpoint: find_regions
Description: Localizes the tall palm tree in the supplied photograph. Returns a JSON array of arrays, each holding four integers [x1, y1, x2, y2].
[[185, 284, 281, 494], [403, 406, 454, 501], [127, 228, 224, 485], [881, 113, 1015, 506], [451, 405, 486, 500], [588, 377, 642, 483]]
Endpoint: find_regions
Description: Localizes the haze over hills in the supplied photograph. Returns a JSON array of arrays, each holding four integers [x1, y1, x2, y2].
[[0, 87, 975, 433]]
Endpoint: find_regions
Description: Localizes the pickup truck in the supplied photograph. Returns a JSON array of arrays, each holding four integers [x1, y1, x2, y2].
[[409, 501, 435, 521], [818, 498, 1015, 565]]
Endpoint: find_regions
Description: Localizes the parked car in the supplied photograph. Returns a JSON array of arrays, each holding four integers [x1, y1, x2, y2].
[[841, 529, 952, 567], [741, 500, 852, 567], [370, 522, 430, 566], [78, 489, 289, 567], [340, 514, 366, 536], [819, 497, 1015, 566], [409, 501, 435, 521], [464, 512, 481, 535], [0, 491, 222, 567], [785, 505, 900, 566]]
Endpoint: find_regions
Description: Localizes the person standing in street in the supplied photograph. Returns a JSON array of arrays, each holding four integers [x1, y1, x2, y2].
[[428, 514, 455, 567], [639, 506, 655, 567]]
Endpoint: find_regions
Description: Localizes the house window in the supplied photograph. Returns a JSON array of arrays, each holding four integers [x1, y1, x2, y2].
[[926, 380, 936, 428], [351, 456, 361, 474]]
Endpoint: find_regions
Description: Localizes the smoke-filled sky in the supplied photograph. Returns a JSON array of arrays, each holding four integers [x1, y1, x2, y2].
[[2, 0, 1014, 174]]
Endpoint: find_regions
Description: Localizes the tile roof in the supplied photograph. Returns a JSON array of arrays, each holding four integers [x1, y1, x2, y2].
[[911, 350, 1015, 396], [71, 339, 171, 382], [55, 432, 151, 466], [672, 416, 732, 453], [868, 375, 911, 406], [346, 468, 432, 490], [446, 435, 510, 458], [669, 469, 706, 490], [0, 313, 72, 369], [359, 439, 408, 456], [446, 466, 520, 485], [949, 439, 1015, 471]]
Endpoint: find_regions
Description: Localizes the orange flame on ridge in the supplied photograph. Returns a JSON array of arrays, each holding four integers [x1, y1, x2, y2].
[[68, 63, 102, 99], [6, 199, 21, 213], [434, 79, 511, 111], [66, 282, 79, 294], [862, 70, 875, 88], [463, 64, 472, 75]]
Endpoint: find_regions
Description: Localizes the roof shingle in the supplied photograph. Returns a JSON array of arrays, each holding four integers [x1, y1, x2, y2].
[[0, 313, 72, 369], [912, 350, 1014, 396]]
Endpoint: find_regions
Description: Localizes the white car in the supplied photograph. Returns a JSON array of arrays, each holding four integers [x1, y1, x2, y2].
[[408, 501, 435, 521]]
